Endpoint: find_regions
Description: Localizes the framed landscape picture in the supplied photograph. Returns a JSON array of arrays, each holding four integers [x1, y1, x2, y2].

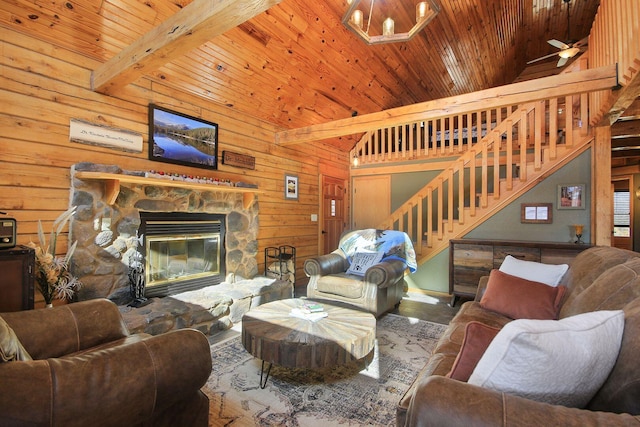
[[285, 174, 299, 200], [558, 184, 586, 209], [148, 104, 218, 170]]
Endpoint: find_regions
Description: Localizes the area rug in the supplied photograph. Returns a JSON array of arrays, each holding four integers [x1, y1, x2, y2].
[[204, 313, 446, 426]]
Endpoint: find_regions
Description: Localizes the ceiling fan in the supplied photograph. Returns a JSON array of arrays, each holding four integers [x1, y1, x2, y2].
[[527, 0, 588, 68]]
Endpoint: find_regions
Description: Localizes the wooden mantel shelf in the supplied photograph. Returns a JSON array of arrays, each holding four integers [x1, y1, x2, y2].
[[74, 171, 263, 209]]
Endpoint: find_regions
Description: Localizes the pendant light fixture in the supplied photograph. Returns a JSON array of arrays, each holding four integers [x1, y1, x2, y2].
[[343, 0, 440, 45]]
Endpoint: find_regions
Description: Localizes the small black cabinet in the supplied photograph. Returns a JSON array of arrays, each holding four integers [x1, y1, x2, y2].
[[0, 245, 35, 312]]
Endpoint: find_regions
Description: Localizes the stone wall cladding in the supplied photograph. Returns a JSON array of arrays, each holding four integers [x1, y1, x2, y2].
[[69, 162, 260, 305]]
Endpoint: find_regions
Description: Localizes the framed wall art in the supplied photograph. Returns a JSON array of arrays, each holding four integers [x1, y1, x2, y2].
[[284, 174, 299, 200], [521, 203, 553, 224], [148, 104, 218, 170], [557, 184, 586, 210]]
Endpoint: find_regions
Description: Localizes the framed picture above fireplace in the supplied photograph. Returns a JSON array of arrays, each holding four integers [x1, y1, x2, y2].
[[148, 104, 219, 170]]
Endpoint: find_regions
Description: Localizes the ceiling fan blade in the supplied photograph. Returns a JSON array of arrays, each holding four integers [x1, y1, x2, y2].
[[557, 56, 569, 67], [527, 52, 561, 65], [572, 36, 589, 48], [548, 39, 570, 50]]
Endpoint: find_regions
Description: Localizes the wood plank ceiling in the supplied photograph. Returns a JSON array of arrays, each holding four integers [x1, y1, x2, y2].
[[6, 0, 636, 157]]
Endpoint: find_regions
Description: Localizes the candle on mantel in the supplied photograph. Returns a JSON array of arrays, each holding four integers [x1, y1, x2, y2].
[[573, 224, 584, 235]]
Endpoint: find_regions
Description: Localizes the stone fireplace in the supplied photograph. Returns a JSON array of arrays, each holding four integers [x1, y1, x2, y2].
[[69, 163, 259, 305]]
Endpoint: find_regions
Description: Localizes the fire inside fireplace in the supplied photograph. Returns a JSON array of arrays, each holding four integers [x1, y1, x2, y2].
[[139, 212, 226, 298]]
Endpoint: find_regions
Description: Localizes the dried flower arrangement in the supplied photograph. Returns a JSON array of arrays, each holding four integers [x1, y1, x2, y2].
[[27, 206, 82, 306]]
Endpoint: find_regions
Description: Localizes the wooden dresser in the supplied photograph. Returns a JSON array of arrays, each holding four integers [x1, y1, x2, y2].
[[449, 239, 592, 306]]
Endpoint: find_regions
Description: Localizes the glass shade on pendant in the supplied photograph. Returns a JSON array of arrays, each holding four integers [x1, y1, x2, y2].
[[383, 17, 394, 36], [342, 0, 440, 45], [416, 2, 428, 22], [351, 9, 364, 29]]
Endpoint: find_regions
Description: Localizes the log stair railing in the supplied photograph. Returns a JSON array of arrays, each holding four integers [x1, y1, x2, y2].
[[375, 94, 592, 265]]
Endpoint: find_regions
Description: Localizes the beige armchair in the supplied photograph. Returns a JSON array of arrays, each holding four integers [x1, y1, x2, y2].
[[0, 299, 211, 427], [304, 229, 416, 317]]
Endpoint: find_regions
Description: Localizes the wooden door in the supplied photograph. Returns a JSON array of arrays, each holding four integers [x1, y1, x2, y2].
[[322, 175, 346, 254], [352, 175, 390, 229]]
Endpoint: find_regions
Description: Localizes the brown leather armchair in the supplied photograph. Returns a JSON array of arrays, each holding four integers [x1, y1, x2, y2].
[[304, 229, 415, 317], [0, 298, 211, 427]]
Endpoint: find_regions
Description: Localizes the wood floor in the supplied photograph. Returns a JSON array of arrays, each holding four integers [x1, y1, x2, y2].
[[390, 294, 462, 324], [294, 282, 462, 325]]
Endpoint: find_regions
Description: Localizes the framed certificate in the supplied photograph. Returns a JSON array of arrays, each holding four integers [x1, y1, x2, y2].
[[521, 203, 553, 224]]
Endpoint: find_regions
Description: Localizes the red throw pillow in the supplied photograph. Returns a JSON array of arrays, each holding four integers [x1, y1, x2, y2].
[[480, 269, 566, 320], [447, 321, 501, 382]]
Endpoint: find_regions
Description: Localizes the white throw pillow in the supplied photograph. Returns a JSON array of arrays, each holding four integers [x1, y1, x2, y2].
[[499, 255, 568, 287], [346, 252, 383, 276], [468, 310, 625, 408]]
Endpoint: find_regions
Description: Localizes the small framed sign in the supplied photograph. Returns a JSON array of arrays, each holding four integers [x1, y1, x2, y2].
[[222, 150, 255, 170], [284, 174, 299, 200], [521, 203, 553, 224]]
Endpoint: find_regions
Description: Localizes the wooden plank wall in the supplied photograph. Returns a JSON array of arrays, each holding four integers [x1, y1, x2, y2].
[[0, 27, 349, 302]]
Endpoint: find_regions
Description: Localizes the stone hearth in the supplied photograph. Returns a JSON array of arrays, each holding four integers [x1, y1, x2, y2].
[[118, 277, 292, 336], [69, 162, 260, 304]]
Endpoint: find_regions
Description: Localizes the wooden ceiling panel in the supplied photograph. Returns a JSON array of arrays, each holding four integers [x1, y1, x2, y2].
[[1, 0, 602, 151]]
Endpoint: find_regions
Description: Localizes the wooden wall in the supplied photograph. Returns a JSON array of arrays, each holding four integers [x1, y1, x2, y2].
[[0, 27, 349, 302]]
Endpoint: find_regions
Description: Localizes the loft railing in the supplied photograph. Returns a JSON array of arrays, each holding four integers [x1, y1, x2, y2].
[[375, 93, 591, 262], [351, 89, 588, 167], [352, 106, 513, 165]]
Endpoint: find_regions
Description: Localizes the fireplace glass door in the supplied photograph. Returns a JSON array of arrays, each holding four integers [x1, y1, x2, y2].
[[147, 232, 220, 285], [140, 214, 225, 297]]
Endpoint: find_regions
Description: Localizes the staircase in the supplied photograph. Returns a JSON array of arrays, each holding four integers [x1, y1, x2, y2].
[[352, 91, 593, 265]]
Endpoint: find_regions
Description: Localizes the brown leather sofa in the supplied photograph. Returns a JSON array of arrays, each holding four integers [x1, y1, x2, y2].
[[398, 246, 640, 426], [0, 298, 212, 427]]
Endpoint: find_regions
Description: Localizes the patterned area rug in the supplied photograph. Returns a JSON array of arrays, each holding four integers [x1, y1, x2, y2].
[[204, 313, 446, 426]]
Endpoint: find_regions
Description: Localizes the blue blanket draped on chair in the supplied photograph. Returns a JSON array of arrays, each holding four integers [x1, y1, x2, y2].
[[338, 229, 417, 273]]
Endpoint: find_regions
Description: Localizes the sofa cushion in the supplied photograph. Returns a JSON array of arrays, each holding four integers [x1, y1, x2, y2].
[[499, 255, 568, 286], [560, 257, 640, 318], [447, 321, 500, 382], [0, 316, 32, 362], [559, 246, 640, 309], [316, 274, 364, 299], [587, 292, 640, 415], [480, 270, 566, 320], [468, 310, 625, 408]]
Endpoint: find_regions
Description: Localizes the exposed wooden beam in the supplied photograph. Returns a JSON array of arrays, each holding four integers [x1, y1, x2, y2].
[[275, 65, 618, 146], [619, 98, 640, 119], [612, 136, 640, 151], [91, 0, 282, 94], [593, 125, 612, 246], [596, 67, 640, 126], [612, 120, 640, 138]]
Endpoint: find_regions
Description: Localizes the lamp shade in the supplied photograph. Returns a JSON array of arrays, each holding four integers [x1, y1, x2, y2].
[[383, 17, 394, 36], [416, 2, 428, 22], [351, 9, 363, 29]]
